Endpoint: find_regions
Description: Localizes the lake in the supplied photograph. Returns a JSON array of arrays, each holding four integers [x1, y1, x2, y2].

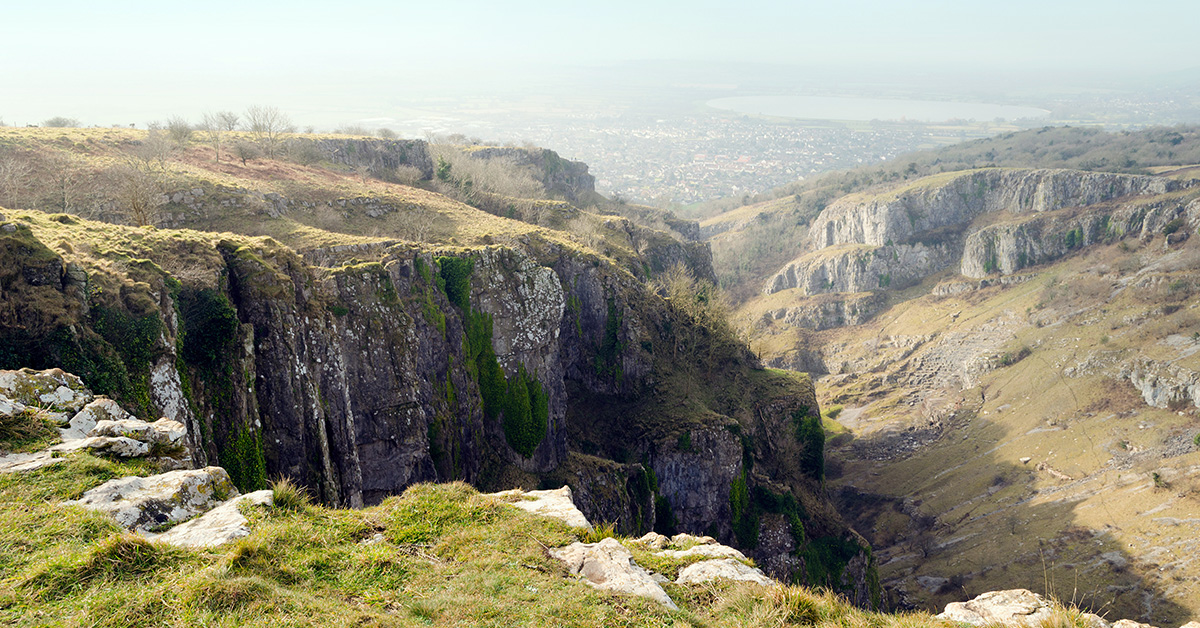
[[707, 95, 1050, 123]]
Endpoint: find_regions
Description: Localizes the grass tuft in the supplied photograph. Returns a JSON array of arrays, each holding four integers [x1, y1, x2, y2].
[[270, 476, 312, 511]]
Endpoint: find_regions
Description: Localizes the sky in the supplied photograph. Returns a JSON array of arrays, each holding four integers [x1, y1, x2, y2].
[[1, 0, 1197, 126]]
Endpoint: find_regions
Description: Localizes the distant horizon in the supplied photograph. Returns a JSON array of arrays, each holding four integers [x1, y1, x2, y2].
[[3, 0, 1199, 128]]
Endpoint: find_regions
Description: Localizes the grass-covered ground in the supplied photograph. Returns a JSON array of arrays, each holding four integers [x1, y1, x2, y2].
[[0, 453, 973, 628]]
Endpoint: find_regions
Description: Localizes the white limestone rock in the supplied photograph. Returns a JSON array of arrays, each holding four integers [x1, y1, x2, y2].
[[61, 398, 132, 441], [0, 368, 93, 413], [654, 543, 748, 561], [487, 485, 592, 529], [65, 466, 237, 532], [937, 589, 1111, 627], [90, 417, 186, 445], [151, 489, 273, 548], [549, 537, 677, 610], [0, 451, 62, 473], [676, 558, 775, 587], [51, 435, 150, 457]]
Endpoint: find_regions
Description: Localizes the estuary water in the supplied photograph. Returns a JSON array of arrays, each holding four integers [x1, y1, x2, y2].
[[707, 95, 1050, 122]]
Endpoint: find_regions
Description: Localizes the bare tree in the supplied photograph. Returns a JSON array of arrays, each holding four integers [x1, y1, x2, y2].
[[377, 128, 397, 139], [216, 111, 240, 132], [0, 152, 33, 208], [200, 112, 227, 162], [166, 117, 193, 149], [233, 140, 262, 165], [41, 152, 86, 212], [245, 105, 294, 158], [108, 161, 165, 227], [134, 129, 175, 170]]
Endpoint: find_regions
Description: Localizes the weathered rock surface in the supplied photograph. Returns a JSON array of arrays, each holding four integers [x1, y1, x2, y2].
[[676, 558, 775, 586], [60, 398, 132, 441], [51, 435, 149, 457], [937, 589, 1109, 627], [0, 451, 61, 473], [812, 169, 1182, 249], [549, 538, 677, 610], [488, 485, 592, 529], [766, 242, 955, 295], [65, 466, 237, 532], [1123, 359, 1200, 410], [89, 417, 187, 446], [151, 489, 273, 548], [0, 368, 93, 413]]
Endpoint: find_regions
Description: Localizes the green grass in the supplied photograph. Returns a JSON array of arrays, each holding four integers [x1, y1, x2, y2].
[[0, 407, 60, 453], [0, 460, 965, 627]]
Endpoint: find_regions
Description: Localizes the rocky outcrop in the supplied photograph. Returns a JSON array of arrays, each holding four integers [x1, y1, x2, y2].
[[66, 467, 237, 532], [766, 242, 955, 295], [1122, 359, 1200, 409], [151, 489, 274, 548], [937, 589, 1105, 627], [467, 147, 596, 203], [0, 368, 92, 414], [676, 558, 775, 586], [294, 137, 433, 180], [550, 538, 678, 609], [487, 485, 592, 529], [812, 169, 1183, 249]]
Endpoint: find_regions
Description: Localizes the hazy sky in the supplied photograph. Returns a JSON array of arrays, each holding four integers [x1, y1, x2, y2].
[[2, 0, 1196, 126]]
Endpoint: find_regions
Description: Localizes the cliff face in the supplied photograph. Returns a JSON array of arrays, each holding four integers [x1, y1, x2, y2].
[[0, 209, 876, 606], [811, 169, 1182, 249]]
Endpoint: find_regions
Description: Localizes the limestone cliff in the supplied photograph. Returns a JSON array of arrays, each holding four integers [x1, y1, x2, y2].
[[0, 209, 877, 606]]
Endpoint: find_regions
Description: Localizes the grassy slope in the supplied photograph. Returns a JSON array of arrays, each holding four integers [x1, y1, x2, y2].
[[806, 235, 1200, 625], [0, 454, 959, 628]]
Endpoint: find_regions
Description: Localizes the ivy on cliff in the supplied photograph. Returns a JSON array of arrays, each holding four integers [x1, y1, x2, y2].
[[437, 255, 548, 458], [792, 406, 825, 482]]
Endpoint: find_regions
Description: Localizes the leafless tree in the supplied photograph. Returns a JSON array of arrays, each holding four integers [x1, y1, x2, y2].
[[42, 116, 81, 128], [216, 111, 240, 132], [200, 112, 227, 162], [377, 128, 397, 139], [245, 105, 294, 158], [41, 152, 87, 213], [134, 129, 175, 170], [233, 140, 262, 165], [166, 116, 193, 149], [0, 151, 33, 208], [108, 161, 165, 227]]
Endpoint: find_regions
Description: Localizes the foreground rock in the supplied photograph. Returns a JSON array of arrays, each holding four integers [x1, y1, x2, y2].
[[65, 466, 237, 532], [51, 435, 148, 457], [550, 538, 677, 610], [58, 398, 132, 440], [487, 486, 592, 529], [0, 368, 93, 413], [676, 558, 774, 586], [937, 589, 1107, 627], [0, 451, 61, 473], [151, 489, 273, 548]]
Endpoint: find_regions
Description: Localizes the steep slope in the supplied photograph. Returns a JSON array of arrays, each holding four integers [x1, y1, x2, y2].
[[715, 157, 1200, 623], [0, 127, 877, 602]]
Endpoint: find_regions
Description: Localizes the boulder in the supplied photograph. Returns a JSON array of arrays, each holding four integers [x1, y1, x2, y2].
[[61, 398, 132, 440], [89, 417, 186, 445], [937, 589, 1056, 626], [549, 538, 677, 610], [488, 486, 592, 529], [152, 489, 273, 548], [633, 531, 671, 550], [937, 589, 1110, 627], [0, 393, 27, 419], [676, 558, 775, 586], [51, 436, 150, 457], [654, 543, 748, 561], [1113, 622, 1155, 628], [65, 466, 237, 532], [0, 368, 92, 413]]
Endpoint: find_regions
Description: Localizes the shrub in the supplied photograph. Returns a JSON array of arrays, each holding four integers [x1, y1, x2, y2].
[[270, 476, 312, 511]]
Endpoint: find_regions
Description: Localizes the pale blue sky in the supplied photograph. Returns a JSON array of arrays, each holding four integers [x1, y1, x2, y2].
[[1, 0, 1196, 125]]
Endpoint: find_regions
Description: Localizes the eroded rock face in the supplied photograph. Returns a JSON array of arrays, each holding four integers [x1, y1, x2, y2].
[[676, 558, 774, 586], [151, 489, 273, 548], [0, 368, 93, 413], [549, 538, 678, 610], [766, 242, 956, 296], [61, 398, 132, 441], [487, 485, 592, 529], [89, 418, 187, 446], [65, 466, 237, 532], [51, 435, 149, 457]]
